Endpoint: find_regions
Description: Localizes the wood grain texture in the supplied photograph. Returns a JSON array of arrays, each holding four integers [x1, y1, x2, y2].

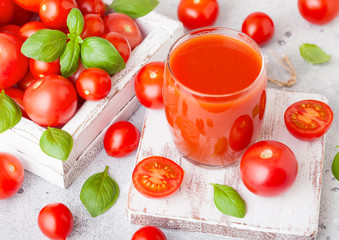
[[127, 88, 327, 239], [0, 12, 183, 188]]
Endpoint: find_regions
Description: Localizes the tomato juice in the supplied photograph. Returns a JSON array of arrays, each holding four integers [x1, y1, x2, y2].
[[163, 28, 267, 166]]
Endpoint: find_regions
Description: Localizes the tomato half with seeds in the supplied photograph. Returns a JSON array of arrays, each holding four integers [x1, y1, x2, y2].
[[284, 99, 333, 141], [132, 156, 184, 198]]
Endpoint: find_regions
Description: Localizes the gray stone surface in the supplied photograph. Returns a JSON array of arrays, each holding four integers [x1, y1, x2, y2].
[[1, 0, 339, 239]]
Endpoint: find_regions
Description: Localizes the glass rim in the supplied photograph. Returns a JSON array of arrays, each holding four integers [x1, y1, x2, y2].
[[166, 26, 266, 98]]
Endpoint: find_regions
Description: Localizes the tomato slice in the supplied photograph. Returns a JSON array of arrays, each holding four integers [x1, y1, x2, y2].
[[284, 99, 333, 141], [132, 156, 184, 198]]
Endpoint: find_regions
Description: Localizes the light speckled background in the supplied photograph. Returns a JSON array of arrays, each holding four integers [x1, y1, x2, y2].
[[1, 0, 339, 239]]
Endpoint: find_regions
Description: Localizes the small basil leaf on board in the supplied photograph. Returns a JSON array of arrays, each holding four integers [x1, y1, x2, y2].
[[60, 40, 81, 78], [80, 166, 119, 217], [210, 183, 246, 218], [332, 152, 339, 181], [299, 43, 331, 64], [39, 127, 73, 161], [21, 29, 67, 62], [67, 8, 84, 36], [0, 90, 22, 134], [80, 37, 125, 74], [110, 0, 159, 19]]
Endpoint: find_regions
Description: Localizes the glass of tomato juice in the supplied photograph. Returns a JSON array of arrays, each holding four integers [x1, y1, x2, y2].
[[163, 27, 267, 167]]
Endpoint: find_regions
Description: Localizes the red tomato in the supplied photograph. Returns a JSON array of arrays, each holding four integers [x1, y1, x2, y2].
[[132, 156, 184, 198], [5, 87, 29, 118], [1, 24, 21, 36], [0, 33, 28, 89], [14, 0, 44, 12], [39, 0, 78, 29], [284, 100, 333, 141], [68, 61, 86, 85], [134, 62, 165, 109], [0, 152, 24, 200], [259, 90, 266, 120], [240, 140, 298, 197], [30, 58, 61, 78], [80, 14, 105, 39], [229, 114, 254, 151], [104, 121, 140, 158], [242, 12, 275, 46], [17, 69, 37, 90], [298, 0, 339, 24], [19, 21, 47, 41], [77, 0, 106, 17], [23, 75, 78, 127], [10, 3, 34, 26], [131, 226, 167, 240], [0, 0, 14, 25], [104, 13, 142, 49], [76, 67, 111, 101], [103, 32, 131, 63], [177, 0, 219, 30], [38, 203, 73, 240]]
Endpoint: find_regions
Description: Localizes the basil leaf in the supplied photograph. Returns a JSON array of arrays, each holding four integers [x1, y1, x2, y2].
[[39, 127, 73, 161], [67, 8, 84, 36], [211, 183, 246, 218], [80, 166, 119, 217], [81, 37, 125, 75], [332, 152, 339, 181], [0, 90, 22, 134], [60, 40, 81, 78], [110, 0, 159, 19], [21, 29, 67, 62], [299, 43, 331, 64]]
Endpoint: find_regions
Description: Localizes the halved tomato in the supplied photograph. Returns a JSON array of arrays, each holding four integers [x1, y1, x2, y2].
[[132, 156, 184, 198], [284, 99, 333, 141]]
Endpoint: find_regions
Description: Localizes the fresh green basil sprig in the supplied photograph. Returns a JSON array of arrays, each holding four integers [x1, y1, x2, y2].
[[0, 90, 22, 134], [21, 8, 125, 78], [299, 43, 331, 64], [110, 0, 159, 19], [210, 183, 246, 218], [80, 166, 119, 217]]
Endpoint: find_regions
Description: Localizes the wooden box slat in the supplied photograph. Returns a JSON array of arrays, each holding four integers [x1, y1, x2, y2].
[[127, 88, 326, 240]]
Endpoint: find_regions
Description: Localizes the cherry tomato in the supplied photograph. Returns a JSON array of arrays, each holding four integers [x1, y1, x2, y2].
[[80, 14, 105, 39], [284, 100, 333, 141], [76, 67, 111, 101], [23, 75, 78, 127], [131, 226, 167, 240], [17, 69, 37, 91], [5, 87, 28, 118], [77, 0, 106, 17], [0, 152, 24, 200], [242, 12, 275, 46], [19, 21, 47, 41], [10, 3, 34, 26], [134, 62, 165, 109], [177, 0, 219, 30], [104, 13, 142, 49], [30, 58, 61, 78], [240, 140, 298, 197], [103, 32, 131, 63], [0, 0, 14, 26], [14, 0, 43, 12], [38, 203, 73, 240], [132, 156, 184, 198], [39, 0, 78, 29], [104, 121, 140, 158], [229, 114, 254, 151], [0, 33, 29, 89], [1, 24, 21, 36], [298, 0, 339, 24]]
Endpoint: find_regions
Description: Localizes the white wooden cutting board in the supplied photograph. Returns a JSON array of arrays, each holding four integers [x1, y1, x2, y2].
[[127, 88, 327, 240]]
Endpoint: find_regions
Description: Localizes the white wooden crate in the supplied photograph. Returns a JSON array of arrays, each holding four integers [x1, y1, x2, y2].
[[127, 88, 326, 240], [0, 11, 183, 188]]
